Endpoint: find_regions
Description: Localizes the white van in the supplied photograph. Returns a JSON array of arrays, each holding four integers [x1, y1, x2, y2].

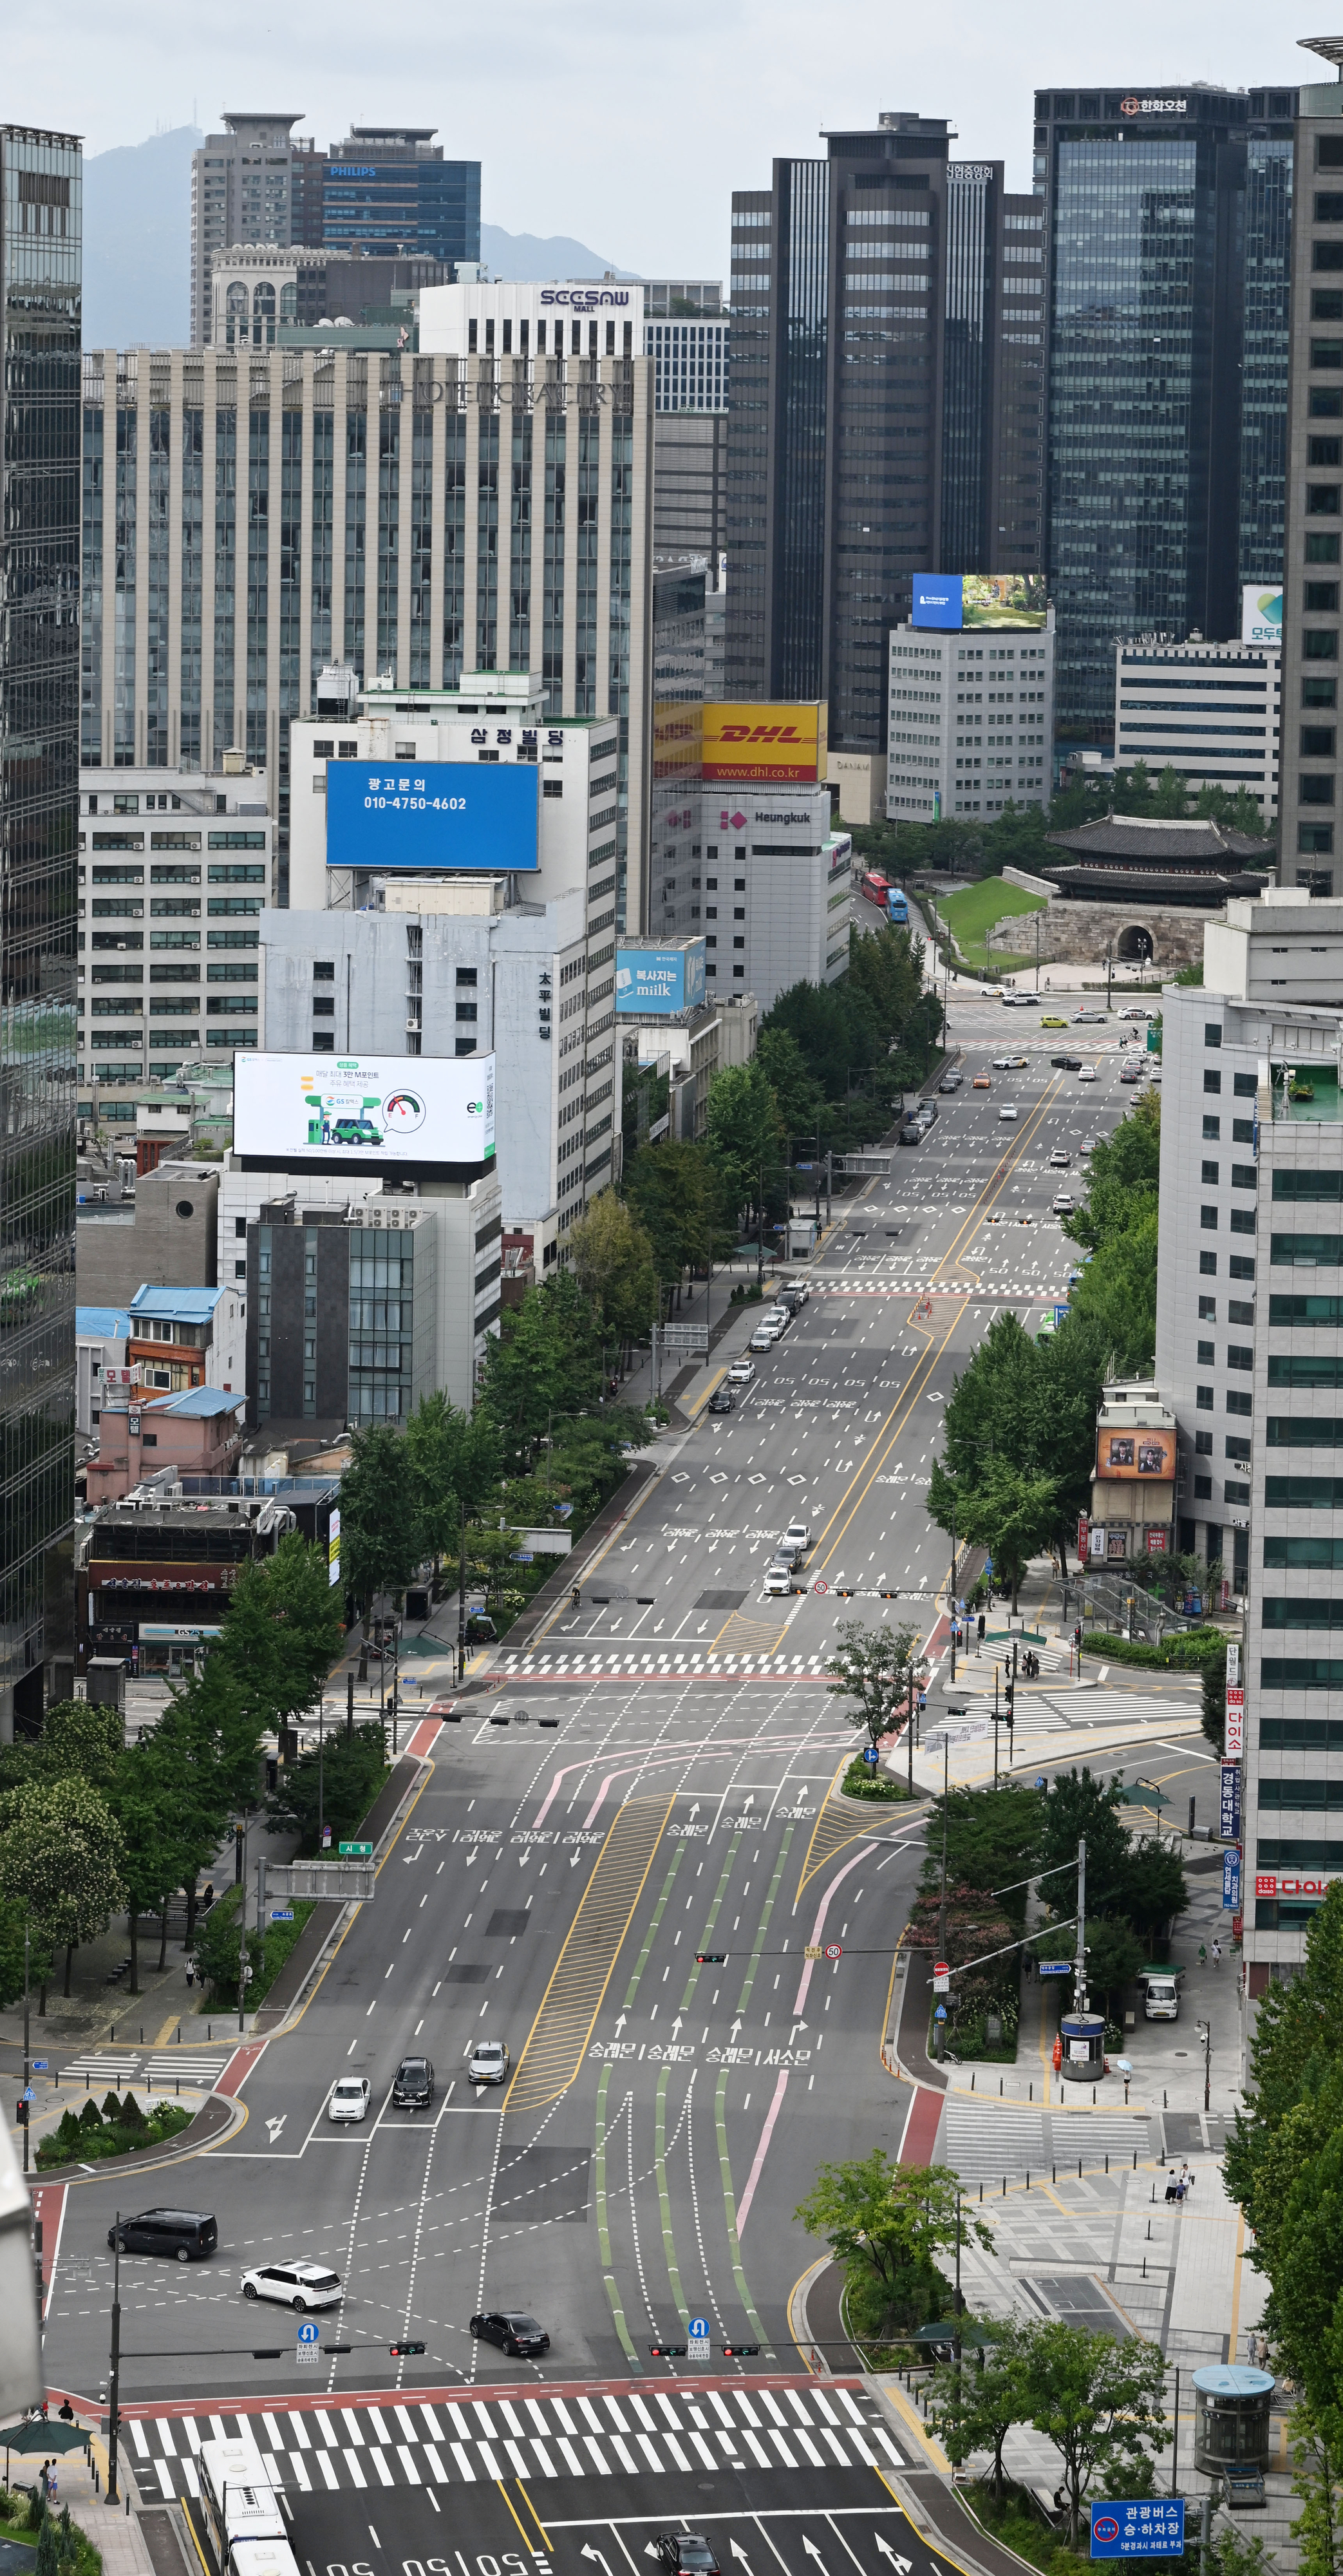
[[1143, 1975, 1179, 2022]]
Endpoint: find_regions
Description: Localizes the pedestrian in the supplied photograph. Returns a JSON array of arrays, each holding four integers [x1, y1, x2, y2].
[[57, 2401, 73, 2425], [1175, 2178, 1187, 2206], [571, 1586, 581, 1612], [185, 1958, 194, 1990], [1198, 1942, 1207, 1969], [1212, 1938, 1222, 1968], [1184, 2166, 1196, 2196], [1165, 2171, 1178, 2204]]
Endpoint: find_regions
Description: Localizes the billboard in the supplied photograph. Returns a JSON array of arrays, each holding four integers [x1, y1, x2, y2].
[[1242, 583, 1283, 648], [1096, 1428, 1176, 1481], [615, 942, 707, 1016], [702, 702, 826, 783], [325, 760, 539, 873], [913, 574, 1048, 632], [234, 1053, 495, 1171]]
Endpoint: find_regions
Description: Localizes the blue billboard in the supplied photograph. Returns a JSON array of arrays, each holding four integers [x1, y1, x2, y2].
[[913, 575, 964, 631], [1091, 2505, 1185, 2561], [325, 759, 540, 873], [615, 942, 707, 1016]]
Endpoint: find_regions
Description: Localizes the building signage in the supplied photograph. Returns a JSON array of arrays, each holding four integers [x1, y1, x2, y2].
[[702, 701, 826, 784], [328, 1506, 341, 1591], [913, 576, 963, 631], [1145, 1528, 1168, 1554], [912, 574, 1047, 632], [234, 1052, 496, 1172], [1241, 583, 1283, 648], [328, 166, 377, 178], [325, 758, 539, 873], [1077, 1514, 1089, 1561], [1223, 1848, 1241, 1911], [1225, 1684, 1244, 1759], [1091, 2502, 1185, 2559], [1255, 1873, 1339, 1898], [1096, 1430, 1174, 1481], [540, 287, 633, 308], [1219, 1759, 1242, 1841], [1119, 97, 1188, 115], [138, 1625, 224, 1643], [615, 943, 707, 1016]]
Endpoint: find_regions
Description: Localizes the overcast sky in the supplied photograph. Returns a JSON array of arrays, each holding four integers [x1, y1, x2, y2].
[[15, 0, 1321, 273]]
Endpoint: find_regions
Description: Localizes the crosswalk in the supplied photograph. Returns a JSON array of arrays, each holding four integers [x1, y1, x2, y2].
[[496, 1652, 836, 1678], [55, 2053, 228, 2089], [943, 2106, 1155, 2180], [812, 1280, 1069, 1302], [127, 2384, 903, 2497]]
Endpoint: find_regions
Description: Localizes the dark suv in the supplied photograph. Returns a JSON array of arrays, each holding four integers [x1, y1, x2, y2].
[[392, 2056, 435, 2110], [654, 2541, 721, 2576], [108, 2208, 217, 2262]]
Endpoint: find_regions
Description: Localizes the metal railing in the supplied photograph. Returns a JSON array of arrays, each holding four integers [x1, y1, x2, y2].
[[1061, 1569, 1198, 1643]]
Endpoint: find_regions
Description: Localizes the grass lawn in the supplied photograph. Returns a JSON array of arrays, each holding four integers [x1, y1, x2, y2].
[[936, 875, 1046, 974]]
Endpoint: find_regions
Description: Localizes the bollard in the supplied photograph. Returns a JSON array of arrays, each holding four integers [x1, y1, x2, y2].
[[979, 2182, 984, 2202], [1002, 2177, 1006, 2196], [1000, 2078, 1003, 2098], [1053, 2163, 1057, 2183], [1029, 2082, 1033, 2102], [1134, 2151, 1138, 2170], [1164, 2089, 1168, 2109], [1106, 2155, 1109, 2175], [1079, 2159, 1083, 2178], [1026, 2170, 1030, 2191], [1147, 2220, 1151, 2240], [972, 2074, 975, 2091], [1093, 2087, 1096, 2105]]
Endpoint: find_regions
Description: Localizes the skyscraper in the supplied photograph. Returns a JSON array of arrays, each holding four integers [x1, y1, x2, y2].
[[1282, 41, 1343, 898], [1035, 81, 1299, 748], [1, 124, 82, 1738]]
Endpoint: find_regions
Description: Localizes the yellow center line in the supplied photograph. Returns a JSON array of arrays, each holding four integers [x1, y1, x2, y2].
[[810, 1307, 962, 1578], [931, 1074, 1065, 1287]]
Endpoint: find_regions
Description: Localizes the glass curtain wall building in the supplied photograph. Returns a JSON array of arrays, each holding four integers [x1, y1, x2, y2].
[[943, 165, 994, 571], [723, 163, 829, 701], [1036, 83, 1299, 746], [0, 126, 81, 1738]]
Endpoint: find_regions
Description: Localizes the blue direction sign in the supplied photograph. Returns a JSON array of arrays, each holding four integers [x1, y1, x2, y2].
[[861, 1745, 879, 1768], [1223, 1848, 1242, 1912], [688, 2315, 710, 2360], [1091, 2503, 1185, 2559], [1035, 1775, 1047, 1790], [269, 1908, 295, 1923], [21, 2087, 33, 2103], [32, 2061, 46, 2073], [1220, 1761, 1242, 1841], [1038, 1962, 1072, 1978], [296, 2319, 321, 2367], [934, 2003, 947, 2022]]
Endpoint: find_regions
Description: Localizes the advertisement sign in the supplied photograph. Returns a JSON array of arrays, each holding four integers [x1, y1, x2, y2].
[[138, 1625, 223, 1643], [328, 1506, 341, 1591], [234, 1053, 495, 1171], [1242, 583, 1284, 649], [1227, 1641, 1241, 1687], [1145, 1528, 1169, 1554], [1220, 1759, 1242, 1841], [1096, 1430, 1175, 1481], [1089, 1524, 1106, 1560], [1255, 1872, 1338, 1899], [1223, 1848, 1242, 1912], [1091, 2503, 1185, 2560], [701, 701, 826, 784], [1077, 1514, 1089, 1562], [912, 574, 1048, 632], [913, 576, 963, 631], [324, 759, 539, 873], [1225, 1685, 1245, 1759], [615, 942, 708, 1016]]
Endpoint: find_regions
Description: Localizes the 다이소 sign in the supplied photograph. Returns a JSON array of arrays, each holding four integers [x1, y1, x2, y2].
[[1091, 2503, 1185, 2559]]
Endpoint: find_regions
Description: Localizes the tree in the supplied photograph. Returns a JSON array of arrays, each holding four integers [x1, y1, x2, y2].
[[1114, 1838, 1188, 1953], [0, 1777, 127, 2001], [1201, 1652, 1226, 1755], [918, 1784, 1042, 1925], [926, 2319, 1034, 2498], [755, 1026, 827, 1145], [216, 1530, 346, 1739], [265, 1721, 388, 1853], [1017, 2319, 1170, 2541], [337, 1421, 422, 1610], [403, 1390, 500, 1571], [824, 1617, 919, 1745], [928, 1455, 1059, 1611], [1291, 2402, 1343, 2576], [480, 1269, 606, 1457], [1080, 1915, 1146, 2018], [794, 2152, 993, 2344], [704, 1059, 786, 1226], [1036, 1767, 1131, 1919], [567, 1190, 658, 1350], [110, 1736, 201, 1994]]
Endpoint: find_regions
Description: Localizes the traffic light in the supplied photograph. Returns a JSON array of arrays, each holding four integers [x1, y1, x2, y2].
[[1075, 1623, 1083, 1649], [721, 2342, 760, 2357], [1002, 1674, 1015, 1737], [14, 2101, 26, 2127], [696, 1953, 727, 1965], [650, 2341, 688, 2358], [390, 2340, 426, 2357]]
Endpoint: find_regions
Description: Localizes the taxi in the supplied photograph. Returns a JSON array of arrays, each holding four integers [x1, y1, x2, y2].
[[1040, 1015, 1068, 1029]]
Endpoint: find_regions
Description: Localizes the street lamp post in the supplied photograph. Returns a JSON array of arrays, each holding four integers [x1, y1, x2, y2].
[[107, 2215, 122, 2504]]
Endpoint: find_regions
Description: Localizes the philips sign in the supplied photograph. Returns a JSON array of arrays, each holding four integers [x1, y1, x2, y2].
[[328, 166, 377, 178]]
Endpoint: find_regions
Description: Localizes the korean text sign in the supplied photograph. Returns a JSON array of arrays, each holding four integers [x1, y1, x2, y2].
[[325, 759, 539, 872], [1091, 2503, 1185, 2560]]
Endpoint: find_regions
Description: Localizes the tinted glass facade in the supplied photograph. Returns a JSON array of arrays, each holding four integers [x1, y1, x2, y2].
[[777, 158, 830, 701], [323, 133, 480, 270], [1240, 124, 1295, 589], [943, 167, 993, 571], [0, 126, 81, 1736]]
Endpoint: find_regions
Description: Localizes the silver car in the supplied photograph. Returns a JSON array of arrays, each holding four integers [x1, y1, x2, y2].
[[468, 2038, 510, 2085]]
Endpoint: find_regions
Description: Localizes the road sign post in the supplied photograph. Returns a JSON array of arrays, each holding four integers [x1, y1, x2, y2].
[[1090, 2503, 1185, 2559], [296, 2320, 321, 2368], [688, 2315, 710, 2361], [339, 1840, 373, 1858]]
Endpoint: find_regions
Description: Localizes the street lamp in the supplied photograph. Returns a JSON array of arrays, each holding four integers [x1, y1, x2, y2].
[[1196, 2017, 1212, 2113]]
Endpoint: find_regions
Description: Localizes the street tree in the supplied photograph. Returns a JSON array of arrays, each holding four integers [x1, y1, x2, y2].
[[926, 2319, 1034, 2498], [337, 1421, 423, 1611], [755, 1027, 827, 1148], [1078, 1914, 1147, 2018], [1114, 1837, 1188, 1953], [403, 1390, 501, 1572], [917, 1784, 1042, 1925], [110, 1738, 200, 1993], [1017, 2319, 1170, 2541], [794, 2152, 993, 2345], [928, 1454, 1058, 1611], [0, 1777, 127, 2002], [623, 1141, 727, 1294], [480, 1270, 606, 1459], [1036, 1767, 1130, 1917], [704, 1059, 786, 1227], [824, 1617, 920, 1745], [217, 1530, 346, 1738], [567, 1190, 658, 1354]]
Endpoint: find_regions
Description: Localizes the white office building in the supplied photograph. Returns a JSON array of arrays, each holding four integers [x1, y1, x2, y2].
[[885, 616, 1055, 822], [695, 786, 851, 1011], [79, 764, 277, 1086], [1114, 640, 1281, 818]]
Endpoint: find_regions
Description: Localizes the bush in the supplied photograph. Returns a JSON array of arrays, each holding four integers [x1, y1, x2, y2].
[[840, 1756, 914, 1803], [35, 2101, 193, 2170], [1083, 1629, 1225, 1672], [192, 1885, 316, 2011]]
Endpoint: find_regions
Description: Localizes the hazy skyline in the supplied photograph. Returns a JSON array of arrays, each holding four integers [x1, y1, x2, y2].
[[21, 0, 1322, 279]]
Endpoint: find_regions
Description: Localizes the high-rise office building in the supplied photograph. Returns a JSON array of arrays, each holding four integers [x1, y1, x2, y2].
[[1282, 43, 1343, 896], [191, 117, 480, 348], [643, 279, 729, 565], [1, 124, 82, 1737], [725, 119, 1042, 822], [1034, 81, 1299, 748]]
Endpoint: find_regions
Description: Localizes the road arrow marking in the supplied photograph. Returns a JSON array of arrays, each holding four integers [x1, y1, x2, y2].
[[266, 2116, 286, 2142], [581, 2552, 613, 2576], [671, 2016, 684, 2038], [730, 2019, 742, 2040], [802, 2545, 827, 2571], [613, 2014, 627, 2035], [729, 2548, 753, 2571], [873, 2543, 912, 2573]]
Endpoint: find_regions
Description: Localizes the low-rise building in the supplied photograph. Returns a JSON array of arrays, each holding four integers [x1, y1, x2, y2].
[[126, 1284, 245, 1399], [76, 1307, 131, 1439], [1086, 1381, 1178, 1569], [85, 1387, 246, 1508], [1114, 639, 1280, 822], [77, 1160, 221, 1311], [77, 1490, 296, 1678]]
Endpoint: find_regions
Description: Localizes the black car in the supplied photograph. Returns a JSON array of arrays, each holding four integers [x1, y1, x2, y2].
[[708, 1386, 735, 1415], [654, 2539, 720, 2576], [470, 2309, 550, 2358], [392, 2054, 435, 2109], [107, 2208, 217, 2262], [1050, 1054, 1084, 1072]]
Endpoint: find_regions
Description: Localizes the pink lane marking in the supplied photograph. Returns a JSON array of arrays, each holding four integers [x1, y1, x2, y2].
[[216, 2041, 267, 2097], [897, 2084, 944, 2166], [31, 2181, 66, 2307], [404, 1717, 441, 1759], [791, 1843, 870, 2018], [735, 2069, 789, 2237]]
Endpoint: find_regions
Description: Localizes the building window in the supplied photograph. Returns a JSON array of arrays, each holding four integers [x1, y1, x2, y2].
[[1196, 1430, 1214, 1455], [1204, 1070, 1221, 1095], [1301, 773, 1337, 805], [1202, 1159, 1220, 1184], [1199, 1251, 1217, 1276], [1301, 824, 1337, 853], [1226, 1389, 1253, 1416], [1230, 1255, 1256, 1281], [1204, 1023, 1222, 1048], [1201, 1207, 1219, 1230], [1194, 1475, 1213, 1500], [312, 1031, 335, 1053], [1196, 1386, 1214, 1410]]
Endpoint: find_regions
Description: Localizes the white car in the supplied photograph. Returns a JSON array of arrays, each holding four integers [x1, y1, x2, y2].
[[1079, 1065, 1098, 1083], [468, 2039, 510, 2086], [784, 1520, 811, 1550], [1053, 1193, 1075, 1215], [761, 1306, 791, 1332], [328, 2077, 370, 2124], [1048, 1150, 1071, 1168], [241, 2259, 343, 2313], [1081, 1135, 1097, 1153], [727, 1358, 756, 1387], [1119, 1007, 1152, 1022], [749, 1324, 780, 1351], [764, 1566, 795, 1597], [991, 1056, 1028, 1070], [998, 1106, 1019, 1122]]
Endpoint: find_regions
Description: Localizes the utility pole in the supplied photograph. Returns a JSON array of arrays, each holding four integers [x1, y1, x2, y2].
[[346, 1668, 354, 1745], [457, 1499, 467, 1685], [825, 1151, 832, 1230], [993, 1663, 999, 1788], [953, 2186, 964, 2370], [948, 1495, 958, 1682], [1197, 2017, 1212, 2112], [317, 1698, 324, 1853], [21, 1918, 30, 2176], [107, 2213, 122, 2504], [937, 1734, 950, 1963], [1075, 1835, 1087, 2016], [236, 1815, 248, 2035]]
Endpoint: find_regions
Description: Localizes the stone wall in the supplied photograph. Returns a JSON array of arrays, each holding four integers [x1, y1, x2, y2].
[[1022, 900, 1210, 971]]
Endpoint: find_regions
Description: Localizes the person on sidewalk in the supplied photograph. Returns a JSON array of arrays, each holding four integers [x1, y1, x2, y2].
[[1165, 2170, 1179, 2204], [1212, 1938, 1222, 1968]]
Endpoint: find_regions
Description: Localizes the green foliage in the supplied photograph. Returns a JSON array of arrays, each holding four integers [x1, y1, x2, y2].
[[928, 1309, 1108, 1578], [824, 1616, 919, 1744], [1291, 2403, 1343, 2576], [191, 1882, 317, 2011], [1036, 1767, 1130, 1918], [566, 1190, 659, 1346], [755, 1026, 827, 1143], [0, 1895, 46, 2010], [937, 875, 1046, 974], [1079, 1629, 1225, 1672], [264, 1720, 389, 1853], [214, 1531, 346, 1734], [35, 2099, 193, 2169], [0, 1776, 126, 1972], [794, 2151, 991, 2344], [480, 1266, 606, 1454], [919, 1784, 1043, 1926], [927, 2320, 1035, 2495], [928, 1454, 1059, 1609], [1063, 1092, 1162, 1374], [1013, 2318, 1171, 2541], [623, 1139, 730, 1287], [1082, 1915, 1147, 2011], [1203, 1653, 1227, 1753], [402, 1390, 501, 1569], [840, 1756, 914, 1802], [703, 1059, 786, 1222], [332, 1423, 422, 1610]]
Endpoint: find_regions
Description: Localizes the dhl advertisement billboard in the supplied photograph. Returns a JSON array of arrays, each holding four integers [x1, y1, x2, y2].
[[702, 702, 827, 784]]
